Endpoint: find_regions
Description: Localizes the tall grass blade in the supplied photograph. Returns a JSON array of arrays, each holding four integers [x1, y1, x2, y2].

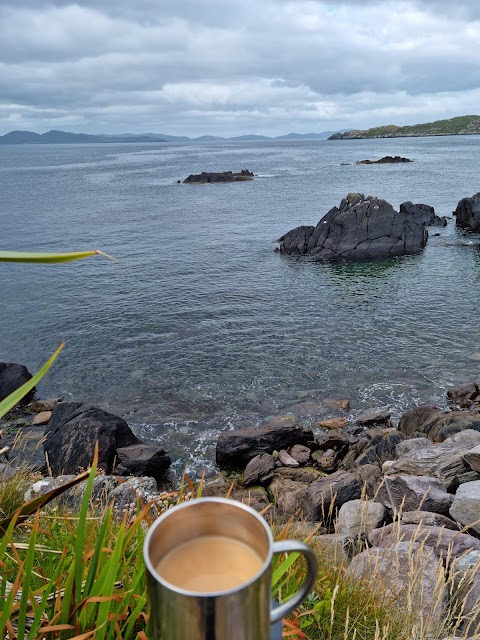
[[0, 342, 65, 421], [0, 250, 117, 263]]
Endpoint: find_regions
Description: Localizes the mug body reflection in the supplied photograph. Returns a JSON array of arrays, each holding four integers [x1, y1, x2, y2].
[[143, 497, 317, 640]]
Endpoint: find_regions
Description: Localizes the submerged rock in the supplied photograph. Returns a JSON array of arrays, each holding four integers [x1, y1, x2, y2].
[[277, 193, 428, 261]]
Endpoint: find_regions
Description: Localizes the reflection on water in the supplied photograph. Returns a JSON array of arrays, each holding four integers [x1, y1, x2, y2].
[[1, 137, 480, 474]]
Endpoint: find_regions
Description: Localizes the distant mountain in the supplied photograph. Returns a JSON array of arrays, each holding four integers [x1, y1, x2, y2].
[[0, 130, 166, 144], [329, 116, 480, 140], [0, 128, 353, 145]]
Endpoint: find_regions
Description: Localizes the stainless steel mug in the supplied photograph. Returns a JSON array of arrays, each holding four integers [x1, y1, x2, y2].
[[143, 497, 318, 640]]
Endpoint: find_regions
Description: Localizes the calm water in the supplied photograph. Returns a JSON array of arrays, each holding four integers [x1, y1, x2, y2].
[[1, 137, 480, 474]]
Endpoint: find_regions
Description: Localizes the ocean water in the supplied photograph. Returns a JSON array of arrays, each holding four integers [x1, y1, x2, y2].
[[1, 136, 480, 475]]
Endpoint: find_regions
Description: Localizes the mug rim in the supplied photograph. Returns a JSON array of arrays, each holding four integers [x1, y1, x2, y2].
[[143, 496, 274, 597]]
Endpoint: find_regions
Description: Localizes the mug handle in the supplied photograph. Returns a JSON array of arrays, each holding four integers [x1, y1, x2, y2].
[[270, 540, 318, 624]]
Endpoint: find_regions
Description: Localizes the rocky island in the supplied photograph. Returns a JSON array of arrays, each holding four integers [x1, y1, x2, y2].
[[356, 156, 413, 164], [329, 115, 480, 140], [183, 169, 254, 183]]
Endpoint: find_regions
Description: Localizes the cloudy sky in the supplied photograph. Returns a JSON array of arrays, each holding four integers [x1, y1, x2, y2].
[[1, 0, 480, 136]]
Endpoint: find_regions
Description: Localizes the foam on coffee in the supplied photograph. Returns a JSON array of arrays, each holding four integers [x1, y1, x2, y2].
[[155, 534, 264, 593]]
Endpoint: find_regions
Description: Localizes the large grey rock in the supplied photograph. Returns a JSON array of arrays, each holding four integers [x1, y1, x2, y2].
[[288, 444, 311, 464], [115, 443, 171, 482], [398, 405, 440, 436], [399, 405, 480, 441], [243, 453, 275, 486], [337, 499, 385, 537], [448, 381, 480, 408], [216, 424, 313, 469], [184, 170, 254, 183], [455, 192, 480, 233], [369, 524, 480, 559], [400, 510, 460, 531], [464, 445, 480, 472], [348, 542, 446, 627], [355, 429, 405, 467], [277, 193, 428, 261], [376, 475, 454, 515], [450, 481, 480, 534], [355, 410, 392, 428], [386, 429, 480, 489], [268, 477, 307, 517], [44, 402, 140, 475], [395, 437, 432, 458], [0, 362, 34, 405], [451, 550, 480, 634], [110, 476, 158, 514], [298, 470, 361, 521], [400, 201, 447, 227]]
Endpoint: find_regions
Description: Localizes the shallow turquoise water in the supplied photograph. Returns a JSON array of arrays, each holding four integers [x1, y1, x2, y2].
[[1, 137, 480, 473]]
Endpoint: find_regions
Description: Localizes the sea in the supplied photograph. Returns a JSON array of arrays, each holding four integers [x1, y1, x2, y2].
[[1, 136, 480, 475]]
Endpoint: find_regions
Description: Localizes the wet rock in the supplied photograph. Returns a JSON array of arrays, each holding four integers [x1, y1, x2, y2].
[[323, 398, 350, 411], [277, 193, 428, 261], [375, 475, 454, 515], [356, 409, 392, 428], [399, 202, 448, 226], [316, 417, 349, 430], [216, 423, 313, 469], [449, 481, 480, 534], [115, 443, 171, 482], [278, 449, 300, 467], [386, 429, 480, 490], [448, 381, 480, 408], [299, 470, 361, 522], [0, 362, 34, 405], [455, 193, 480, 233], [184, 170, 254, 184], [44, 402, 140, 475], [288, 444, 311, 464], [337, 499, 385, 537], [348, 542, 446, 626], [355, 429, 405, 467], [400, 510, 460, 530], [369, 524, 480, 559], [243, 453, 275, 486], [29, 411, 52, 426]]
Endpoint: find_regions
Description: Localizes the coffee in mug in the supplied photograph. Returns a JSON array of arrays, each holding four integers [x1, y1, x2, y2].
[[144, 497, 318, 640]]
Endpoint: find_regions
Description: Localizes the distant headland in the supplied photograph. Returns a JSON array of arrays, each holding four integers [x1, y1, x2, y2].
[[328, 115, 480, 140], [0, 129, 350, 145]]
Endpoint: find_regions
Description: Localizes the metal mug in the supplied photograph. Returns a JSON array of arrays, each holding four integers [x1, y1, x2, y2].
[[143, 497, 318, 640]]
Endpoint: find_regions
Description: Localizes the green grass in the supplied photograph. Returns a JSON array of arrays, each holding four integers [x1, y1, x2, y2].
[[340, 115, 480, 139]]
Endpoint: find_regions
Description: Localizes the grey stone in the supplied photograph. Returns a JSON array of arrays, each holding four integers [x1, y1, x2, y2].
[[115, 443, 171, 482], [278, 449, 300, 467], [288, 444, 311, 464], [450, 481, 480, 534], [229, 486, 270, 513], [395, 437, 432, 458], [29, 411, 52, 426], [111, 476, 158, 513], [401, 511, 460, 530], [399, 201, 447, 227], [337, 499, 385, 537], [386, 429, 480, 489], [369, 524, 480, 559], [448, 381, 480, 408], [355, 429, 405, 467], [451, 550, 480, 634], [268, 477, 306, 517], [24, 475, 77, 502], [376, 475, 454, 515], [272, 466, 325, 483], [277, 193, 428, 260], [243, 453, 275, 486], [348, 542, 446, 627], [463, 445, 480, 472], [356, 410, 392, 428], [26, 398, 63, 413], [398, 405, 439, 436], [0, 362, 34, 405], [298, 470, 361, 522], [184, 170, 254, 184]]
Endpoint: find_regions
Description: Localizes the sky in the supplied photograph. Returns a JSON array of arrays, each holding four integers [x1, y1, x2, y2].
[[1, 0, 480, 136]]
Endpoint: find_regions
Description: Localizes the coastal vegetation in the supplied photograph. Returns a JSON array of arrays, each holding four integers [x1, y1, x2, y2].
[[328, 115, 480, 139]]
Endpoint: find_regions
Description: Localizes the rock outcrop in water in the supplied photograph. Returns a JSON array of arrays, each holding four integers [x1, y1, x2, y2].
[[277, 193, 428, 260], [356, 156, 413, 164], [454, 192, 480, 232], [400, 201, 448, 227], [183, 170, 254, 183]]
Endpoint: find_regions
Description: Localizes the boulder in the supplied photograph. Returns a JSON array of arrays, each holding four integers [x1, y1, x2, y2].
[[385, 429, 480, 489], [448, 381, 480, 408], [278, 449, 299, 467], [399, 202, 447, 226], [449, 481, 480, 534], [337, 499, 385, 537], [184, 170, 254, 184], [375, 475, 453, 515], [0, 362, 34, 405], [316, 417, 349, 430], [348, 542, 446, 626], [356, 156, 413, 164], [298, 470, 361, 521], [464, 445, 480, 472], [356, 409, 392, 428], [216, 423, 313, 469], [398, 405, 440, 436], [355, 429, 405, 467], [400, 510, 460, 530], [277, 194, 428, 261], [455, 193, 480, 232], [268, 477, 307, 517], [44, 402, 140, 475], [243, 453, 275, 486], [115, 444, 171, 482], [288, 444, 311, 464], [29, 411, 52, 426], [395, 437, 432, 458], [451, 550, 480, 634], [399, 407, 480, 442], [110, 476, 157, 514], [369, 523, 480, 559]]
